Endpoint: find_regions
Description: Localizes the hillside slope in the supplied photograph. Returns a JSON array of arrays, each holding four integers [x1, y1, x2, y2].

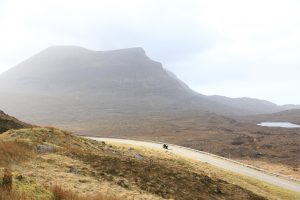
[[0, 110, 31, 133], [0, 46, 241, 124], [2, 126, 297, 200]]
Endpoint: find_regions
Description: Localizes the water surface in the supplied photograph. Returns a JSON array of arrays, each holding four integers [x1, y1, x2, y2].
[[258, 122, 300, 128]]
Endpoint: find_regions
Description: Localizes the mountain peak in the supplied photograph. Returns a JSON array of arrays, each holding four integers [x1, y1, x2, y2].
[[0, 45, 185, 95], [45, 45, 89, 51], [40, 45, 93, 55], [115, 47, 145, 54], [1, 45, 298, 123], [42, 46, 146, 55], [104, 47, 147, 57]]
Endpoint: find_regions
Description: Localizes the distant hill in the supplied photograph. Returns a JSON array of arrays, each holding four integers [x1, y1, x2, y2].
[[242, 109, 300, 124], [0, 46, 298, 129], [207, 95, 300, 115], [0, 110, 31, 133]]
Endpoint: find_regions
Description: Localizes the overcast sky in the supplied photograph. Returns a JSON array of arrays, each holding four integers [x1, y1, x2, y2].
[[0, 0, 300, 105]]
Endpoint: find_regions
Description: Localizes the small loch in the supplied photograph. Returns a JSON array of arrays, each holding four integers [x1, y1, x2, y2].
[[257, 122, 300, 128]]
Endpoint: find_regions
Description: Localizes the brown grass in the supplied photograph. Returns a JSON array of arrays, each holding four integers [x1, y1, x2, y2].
[[69, 149, 266, 200], [69, 113, 300, 179], [0, 169, 19, 200], [0, 128, 274, 200], [0, 140, 32, 167], [51, 185, 119, 200], [0, 189, 26, 200], [1, 168, 13, 191], [0, 172, 119, 200]]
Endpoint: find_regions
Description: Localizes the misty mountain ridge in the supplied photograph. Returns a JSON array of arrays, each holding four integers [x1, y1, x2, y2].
[[207, 95, 300, 114], [0, 46, 190, 95], [0, 46, 299, 127]]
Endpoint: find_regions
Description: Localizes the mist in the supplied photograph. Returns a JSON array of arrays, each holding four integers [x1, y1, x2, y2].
[[0, 0, 300, 104]]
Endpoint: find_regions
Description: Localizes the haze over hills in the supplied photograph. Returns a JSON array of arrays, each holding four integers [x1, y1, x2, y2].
[[0, 46, 300, 182], [0, 46, 230, 123], [208, 95, 300, 115], [241, 109, 300, 124], [0, 46, 299, 127]]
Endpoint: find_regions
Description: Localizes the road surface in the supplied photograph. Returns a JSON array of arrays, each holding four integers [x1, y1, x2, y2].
[[87, 137, 300, 193]]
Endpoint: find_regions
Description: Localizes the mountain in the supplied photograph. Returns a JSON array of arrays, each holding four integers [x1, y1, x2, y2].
[[0, 46, 298, 128], [0, 110, 31, 133], [0, 46, 189, 94], [0, 46, 299, 183], [0, 46, 237, 125], [241, 109, 300, 124], [207, 95, 300, 114]]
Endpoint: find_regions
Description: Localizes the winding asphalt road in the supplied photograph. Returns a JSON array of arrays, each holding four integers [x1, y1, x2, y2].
[[87, 137, 300, 193]]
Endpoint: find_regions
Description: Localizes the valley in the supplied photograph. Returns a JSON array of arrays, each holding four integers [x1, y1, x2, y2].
[[59, 112, 300, 180], [1, 120, 285, 200], [1, 0, 300, 199], [0, 46, 299, 199], [0, 113, 299, 199]]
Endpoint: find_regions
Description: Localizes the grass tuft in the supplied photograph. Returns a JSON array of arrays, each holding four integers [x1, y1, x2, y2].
[[51, 185, 119, 200], [0, 140, 33, 167]]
